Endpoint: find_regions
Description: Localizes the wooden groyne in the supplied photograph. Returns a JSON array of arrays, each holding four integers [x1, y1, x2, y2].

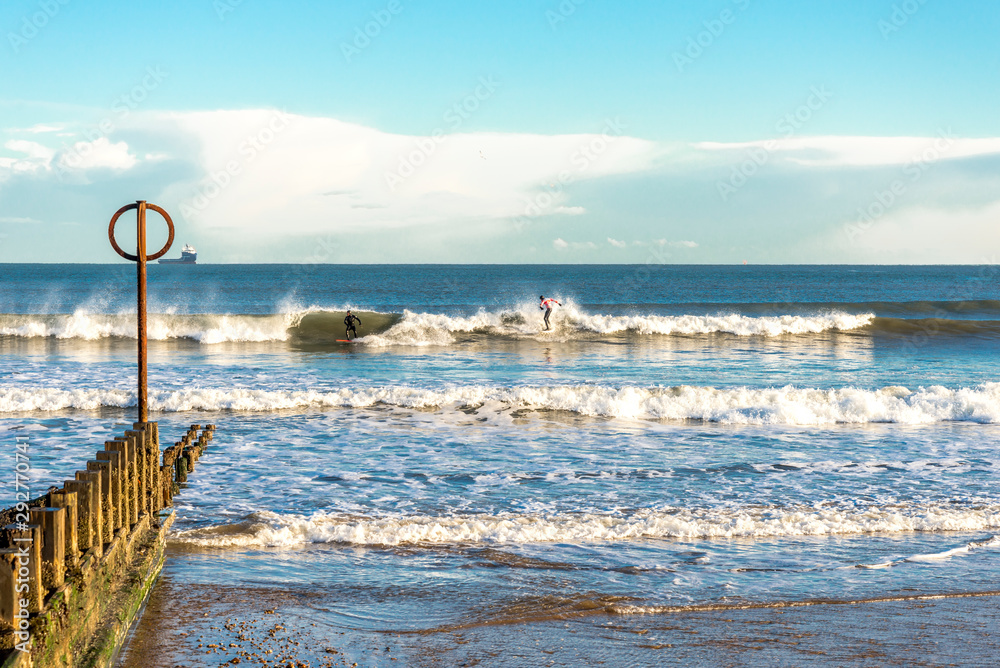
[[0, 422, 215, 667]]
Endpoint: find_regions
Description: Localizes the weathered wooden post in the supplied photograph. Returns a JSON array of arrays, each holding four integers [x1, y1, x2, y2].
[[131, 424, 159, 513], [87, 461, 115, 544], [127, 429, 149, 516], [175, 454, 188, 484], [1, 524, 42, 613], [0, 550, 20, 629], [96, 451, 124, 532], [121, 436, 140, 525], [106, 438, 136, 526], [66, 478, 95, 554], [48, 489, 79, 570], [75, 470, 103, 555], [28, 508, 66, 592]]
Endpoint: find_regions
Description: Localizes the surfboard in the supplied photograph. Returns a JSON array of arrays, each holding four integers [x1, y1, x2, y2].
[[336, 339, 354, 343]]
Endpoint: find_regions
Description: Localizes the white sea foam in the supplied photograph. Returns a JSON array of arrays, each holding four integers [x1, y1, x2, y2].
[[0, 306, 874, 345], [0, 311, 296, 343], [5, 382, 1000, 424], [171, 505, 1000, 548], [0, 387, 134, 412], [360, 305, 875, 346], [905, 534, 1000, 562]]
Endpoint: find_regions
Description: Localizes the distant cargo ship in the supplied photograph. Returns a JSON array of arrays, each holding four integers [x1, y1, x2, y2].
[[158, 244, 197, 264]]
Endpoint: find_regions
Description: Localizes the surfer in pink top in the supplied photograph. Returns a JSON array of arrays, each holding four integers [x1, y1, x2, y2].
[[539, 295, 561, 331]]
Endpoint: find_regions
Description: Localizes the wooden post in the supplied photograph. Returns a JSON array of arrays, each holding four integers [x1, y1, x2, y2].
[[47, 490, 79, 570], [75, 470, 103, 555], [150, 425, 162, 511], [1, 524, 42, 613], [175, 455, 188, 484], [127, 428, 149, 515], [87, 461, 115, 544], [161, 447, 177, 507], [136, 423, 160, 512], [97, 451, 124, 532], [0, 549, 21, 630], [29, 508, 65, 592], [107, 438, 137, 527], [65, 478, 94, 554], [124, 436, 139, 524]]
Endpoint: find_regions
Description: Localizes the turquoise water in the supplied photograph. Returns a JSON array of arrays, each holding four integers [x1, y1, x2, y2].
[[3, 264, 1000, 662]]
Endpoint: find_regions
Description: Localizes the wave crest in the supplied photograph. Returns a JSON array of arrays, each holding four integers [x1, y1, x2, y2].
[[172, 505, 1000, 548], [5, 382, 1000, 424], [0, 306, 875, 345]]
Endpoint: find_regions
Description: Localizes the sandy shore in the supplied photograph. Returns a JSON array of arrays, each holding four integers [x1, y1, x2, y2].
[[119, 555, 1000, 668]]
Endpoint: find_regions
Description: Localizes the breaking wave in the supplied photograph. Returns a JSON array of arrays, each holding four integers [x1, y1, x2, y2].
[[359, 307, 875, 346], [6, 299, 1000, 346], [0, 306, 875, 345], [5, 382, 1000, 424], [171, 505, 1000, 548], [0, 311, 299, 344]]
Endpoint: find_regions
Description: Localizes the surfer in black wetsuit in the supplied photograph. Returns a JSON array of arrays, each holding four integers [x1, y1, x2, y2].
[[539, 296, 561, 331], [344, 310, 362, 340]]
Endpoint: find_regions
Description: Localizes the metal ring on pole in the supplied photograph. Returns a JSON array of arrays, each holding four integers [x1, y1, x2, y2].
[[108, 202, 175, 261]]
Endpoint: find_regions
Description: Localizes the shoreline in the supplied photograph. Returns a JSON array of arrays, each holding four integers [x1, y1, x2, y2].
[[121, 562, 1000, 667]]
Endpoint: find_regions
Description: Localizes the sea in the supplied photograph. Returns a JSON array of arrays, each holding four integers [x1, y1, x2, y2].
[[2, 264, 1000, 666]]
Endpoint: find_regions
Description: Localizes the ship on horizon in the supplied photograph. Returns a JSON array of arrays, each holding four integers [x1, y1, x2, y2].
[[158, 244, 197, 264]]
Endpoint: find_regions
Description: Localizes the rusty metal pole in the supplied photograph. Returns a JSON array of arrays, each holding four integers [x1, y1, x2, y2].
[[108, 201, 174, 424], [136, 200, 148, 422]]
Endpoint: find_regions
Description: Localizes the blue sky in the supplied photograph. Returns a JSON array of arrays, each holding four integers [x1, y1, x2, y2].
[[1, 0, 998, 262]]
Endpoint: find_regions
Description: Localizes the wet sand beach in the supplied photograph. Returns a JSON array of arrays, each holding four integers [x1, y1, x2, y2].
[[121, 552, 1000, 668]]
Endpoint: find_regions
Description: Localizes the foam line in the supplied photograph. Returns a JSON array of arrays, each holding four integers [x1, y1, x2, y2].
[[5, 383, 1000, 424], [171, 505, 1000, 548]]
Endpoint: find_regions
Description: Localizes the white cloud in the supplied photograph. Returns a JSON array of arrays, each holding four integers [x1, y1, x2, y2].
[[638, 239, 698, 248], [1, 139, 55, 174], [57, 137, 137, 171], [695, 135, 1000, 167], [836, 199, 1000, 262], [158, 109, 664, 232], [24, 123, 66, 134], [553, 238, 598, 251], [4, 108, 1000, 263]]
